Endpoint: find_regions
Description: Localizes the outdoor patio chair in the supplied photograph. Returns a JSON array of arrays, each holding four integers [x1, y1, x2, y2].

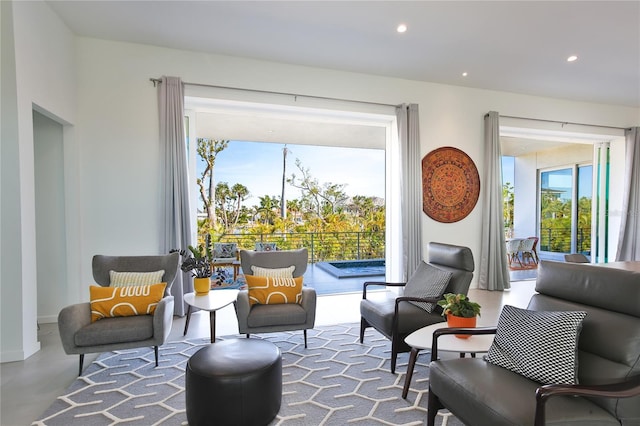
[[506, 238, 523, 267], [212, 242, 240, 280], [527, 236, 540, 263], [518, 237, 537, 265]]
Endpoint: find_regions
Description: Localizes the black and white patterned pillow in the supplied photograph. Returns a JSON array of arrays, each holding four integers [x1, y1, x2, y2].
[[403, 263, 452, 313], [485, 305, 587, 385]]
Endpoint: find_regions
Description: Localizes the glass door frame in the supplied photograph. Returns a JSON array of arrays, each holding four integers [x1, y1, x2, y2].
[[537, 161, 593, 256]]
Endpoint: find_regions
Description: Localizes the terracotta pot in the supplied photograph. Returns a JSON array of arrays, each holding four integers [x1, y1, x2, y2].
[[446, 314, 477, 339], [194, 277, 211, 295]]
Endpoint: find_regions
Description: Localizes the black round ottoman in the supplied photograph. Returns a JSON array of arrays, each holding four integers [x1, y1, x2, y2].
[[186, 338, 282, 426]]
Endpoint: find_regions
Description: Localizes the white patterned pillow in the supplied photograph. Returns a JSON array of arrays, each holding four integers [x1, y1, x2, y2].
[[109, 270, 165, 287], [403, 263, 452, 313], [251, 265, 295, 278], [484, 305, 587, 385]]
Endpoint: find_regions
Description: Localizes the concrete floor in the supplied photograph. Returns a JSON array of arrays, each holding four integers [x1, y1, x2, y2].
[[0, 274, 536, 426]]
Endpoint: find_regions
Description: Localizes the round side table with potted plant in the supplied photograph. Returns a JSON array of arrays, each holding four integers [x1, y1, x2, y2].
[[173, 245, 238, 342], [402, 293, 494, 399]]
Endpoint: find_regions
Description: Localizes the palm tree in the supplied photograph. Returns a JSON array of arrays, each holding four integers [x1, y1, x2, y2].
[[196, 138, 229, 227], [281, 145, 289, 219]]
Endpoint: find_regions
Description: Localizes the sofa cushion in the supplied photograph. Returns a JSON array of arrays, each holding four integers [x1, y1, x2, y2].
[[245, 275, 303, 305], [360, 297, 444, 338], [109, 270, 165, 287], [75, 314, 154, 347], [90, 283, 166, 322], [485, 305, 586, 385], [251, 265, 295, 278], [213, 243, 237, 259], [403, 262, 452, 313], [247, 303, 307, 327], [429, 358, 620, 426]]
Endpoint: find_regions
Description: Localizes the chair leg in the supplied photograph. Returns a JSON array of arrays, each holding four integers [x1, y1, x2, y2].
[[427, 386, 443, 426], [303, 329, 308, 348], [390, 335, 399, 374], [359, 318, 367, 343], [246, 334, 250, 339], [78, 354, 84, 376], [154, 346, 159, 367]]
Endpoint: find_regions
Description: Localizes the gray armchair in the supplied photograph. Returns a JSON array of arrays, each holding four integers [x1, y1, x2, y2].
[[58, 253, 179, 375], [360, 242, 475, 373], [236, 248, 316, 347]]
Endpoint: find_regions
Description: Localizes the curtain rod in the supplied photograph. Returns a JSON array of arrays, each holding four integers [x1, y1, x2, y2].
[[495, 114, 630, 131], [150, 77, 400, 109]]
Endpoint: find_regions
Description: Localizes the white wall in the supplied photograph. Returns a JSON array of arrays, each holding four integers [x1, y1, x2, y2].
[[1, 0, 76, 361], [3, 0, 639, 360], [72, 38, 638, 296]]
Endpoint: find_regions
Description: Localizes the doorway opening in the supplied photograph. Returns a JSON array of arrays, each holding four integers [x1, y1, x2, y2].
[[33, 109, 68, 325], [184, 93, 400, 286], [501, 120, 625, 274]]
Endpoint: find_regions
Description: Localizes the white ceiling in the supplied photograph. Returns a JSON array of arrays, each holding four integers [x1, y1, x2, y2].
[[47, 0, 640, 108], [45, 0, 638, 153]]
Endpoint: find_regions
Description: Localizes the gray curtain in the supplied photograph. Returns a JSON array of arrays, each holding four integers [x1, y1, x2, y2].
[[478, 112, 511, 290], [158, 76, 193, 316], [397, 104, 422, 278], [616, 127, 640, 261]]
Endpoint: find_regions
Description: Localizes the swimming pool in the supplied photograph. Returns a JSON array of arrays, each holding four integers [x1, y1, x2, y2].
[[316, 259, 385, 278]]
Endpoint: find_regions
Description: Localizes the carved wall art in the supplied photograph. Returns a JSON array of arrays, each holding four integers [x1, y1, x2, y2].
[[422, 146, 480, 223]]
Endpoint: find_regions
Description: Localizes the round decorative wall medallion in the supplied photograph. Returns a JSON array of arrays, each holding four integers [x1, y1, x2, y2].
[[422, 146, 480, 223]]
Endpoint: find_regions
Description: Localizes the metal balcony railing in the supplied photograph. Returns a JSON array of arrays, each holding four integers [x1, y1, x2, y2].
[[204, 231, 385, 264], [538, 226, 591, 254]]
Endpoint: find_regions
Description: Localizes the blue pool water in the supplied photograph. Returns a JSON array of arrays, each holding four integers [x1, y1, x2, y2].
[[316, 259, 385, 278]]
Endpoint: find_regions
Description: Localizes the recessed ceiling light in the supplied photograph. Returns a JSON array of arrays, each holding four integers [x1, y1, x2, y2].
[[567, 55, 578, 62], [462, 72, 468, 77], [397, 24, 407, 33]]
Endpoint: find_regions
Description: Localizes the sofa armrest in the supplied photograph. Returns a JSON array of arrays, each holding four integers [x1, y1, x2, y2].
[[301, 287, 316, 327], [235, 290, 251, 331], [153, 295, 174, 343], [430, 326, 497, 361], [534, 375, 640, 426], [58, 302, 91, 354], [362, 281, 405, 299]]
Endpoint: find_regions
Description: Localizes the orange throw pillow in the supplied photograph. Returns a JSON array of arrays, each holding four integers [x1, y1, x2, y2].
[[90, 283, 166, 322], [245, 275, 303, 306]]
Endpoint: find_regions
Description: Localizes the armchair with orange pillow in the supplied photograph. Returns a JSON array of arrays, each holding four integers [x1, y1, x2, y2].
[[235, 248, 316, 348], [58, 253, 179, 375]]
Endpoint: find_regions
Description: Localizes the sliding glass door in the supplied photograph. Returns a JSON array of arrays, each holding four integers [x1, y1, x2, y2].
[[539, 164, 592, 255]]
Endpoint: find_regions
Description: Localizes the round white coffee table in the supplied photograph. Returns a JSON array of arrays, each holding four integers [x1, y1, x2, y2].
[[402, 322, 495, 399], [183, 289, 239, 343]]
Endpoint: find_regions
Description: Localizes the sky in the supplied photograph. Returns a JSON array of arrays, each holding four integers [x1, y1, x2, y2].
[[204, 141, 386, 208]]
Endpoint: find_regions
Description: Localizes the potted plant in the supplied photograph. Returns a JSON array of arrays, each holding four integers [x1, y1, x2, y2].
[[172, 245, 212, 295], [437, 293, 481, 339]]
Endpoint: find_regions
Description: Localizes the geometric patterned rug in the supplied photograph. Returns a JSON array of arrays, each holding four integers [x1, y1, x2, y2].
[[33, 323, 463, 425]]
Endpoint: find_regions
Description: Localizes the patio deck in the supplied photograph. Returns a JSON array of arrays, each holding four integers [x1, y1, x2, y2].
[[234, 251, 566, 296]]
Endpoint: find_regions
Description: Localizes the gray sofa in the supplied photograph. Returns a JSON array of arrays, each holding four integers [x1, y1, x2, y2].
[[428, 260, 640, 426]]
